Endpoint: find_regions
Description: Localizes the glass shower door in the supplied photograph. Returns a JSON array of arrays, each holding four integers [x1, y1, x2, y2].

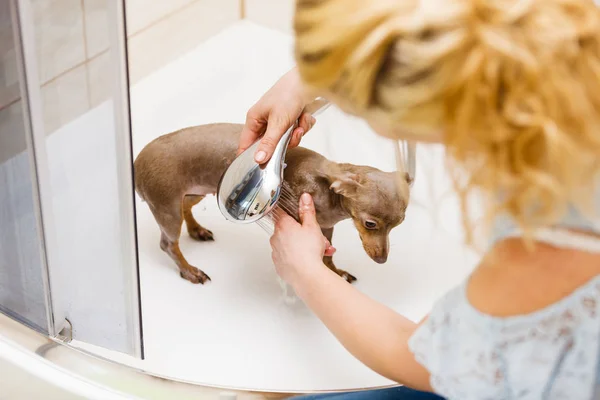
[[0, 0, 52, 335], [1, 0, 143, 357]]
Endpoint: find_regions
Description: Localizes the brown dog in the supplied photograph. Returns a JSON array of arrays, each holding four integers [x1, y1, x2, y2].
[[134, 123, 410, 284]]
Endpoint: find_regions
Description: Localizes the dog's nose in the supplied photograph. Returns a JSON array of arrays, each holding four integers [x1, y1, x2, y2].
[[373, 255, 387, 264]]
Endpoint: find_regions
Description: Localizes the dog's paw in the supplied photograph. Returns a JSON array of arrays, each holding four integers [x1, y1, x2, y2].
[[180, 268, 211, 284], [324, 260, 357, 284], [337, 269, 357, 284], [188, 226, 214, 241]]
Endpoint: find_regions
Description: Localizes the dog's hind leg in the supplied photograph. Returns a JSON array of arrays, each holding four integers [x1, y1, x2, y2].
[[182, 195, 214, 241], [151, 201, 211, 284]]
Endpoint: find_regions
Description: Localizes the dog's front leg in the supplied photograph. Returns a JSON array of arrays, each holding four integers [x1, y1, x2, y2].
[[321, 227, 357, 283]]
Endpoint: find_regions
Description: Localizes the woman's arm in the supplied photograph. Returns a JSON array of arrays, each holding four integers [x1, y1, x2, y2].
[[297, 265, 432, 391], [270, 193, 432, 392]]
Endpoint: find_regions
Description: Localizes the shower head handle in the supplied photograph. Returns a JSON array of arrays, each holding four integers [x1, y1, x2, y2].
[[217, 98, 330, 224]]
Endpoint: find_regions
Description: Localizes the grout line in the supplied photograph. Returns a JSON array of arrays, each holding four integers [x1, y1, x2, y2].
[[80, 0, 92, 107], [0, 46, 109, 113], [80, 0, 89, 59], [239, 0, 246, 19], [39, 49, 107, 87], [126, 0, 199, 39], [0, 97, 21, 114]]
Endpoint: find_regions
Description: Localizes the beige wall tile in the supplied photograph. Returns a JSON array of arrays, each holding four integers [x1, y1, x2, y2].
[[127, 0, 239, 84], [87, 51, 110, 107], [0, 0, 21, 109], [32, 0, 86, 84], [125, 0, 196, 36], [245, 0, 294, 33], [83, 0, 109, 58], [41, 64, 90, 134], [0, 101, 28, 164], [0, 48, 21, 110]]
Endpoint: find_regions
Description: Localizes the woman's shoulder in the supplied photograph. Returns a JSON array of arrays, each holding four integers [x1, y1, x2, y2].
[[468, 237, 600, 317], [408, 239, 600, 400]]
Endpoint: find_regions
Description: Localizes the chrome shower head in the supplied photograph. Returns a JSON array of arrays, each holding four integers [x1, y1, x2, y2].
[[217, 98, 330, 224]]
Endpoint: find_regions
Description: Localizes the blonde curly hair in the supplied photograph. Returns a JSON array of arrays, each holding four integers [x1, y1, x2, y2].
[[294, 0, 600, 242]]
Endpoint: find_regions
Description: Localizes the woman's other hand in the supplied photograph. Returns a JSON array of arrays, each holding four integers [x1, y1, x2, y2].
[[270, 193, 335, 286], [238, 67, 316, 164], [270, 195, 431, 391]]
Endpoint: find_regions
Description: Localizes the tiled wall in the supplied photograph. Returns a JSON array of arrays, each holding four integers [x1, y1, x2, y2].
[[244, 0, 294, 33], [0, 0, 294, 152], [0, 0, 241, 141], [0, 0, 28, 165], [126, 0, 239, 85]]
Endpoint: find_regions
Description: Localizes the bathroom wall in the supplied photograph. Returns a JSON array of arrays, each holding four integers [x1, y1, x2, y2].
[[244, 0, 294, 33], [0, 0, 299, 159], [0, 0, 241, 157]]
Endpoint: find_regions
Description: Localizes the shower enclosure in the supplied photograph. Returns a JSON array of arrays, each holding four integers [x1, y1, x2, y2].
[[1, 0, 478, 397], [1, 0, 142, 356]]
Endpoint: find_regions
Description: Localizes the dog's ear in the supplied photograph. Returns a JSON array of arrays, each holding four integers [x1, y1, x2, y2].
[[329, 172, 362, 197]]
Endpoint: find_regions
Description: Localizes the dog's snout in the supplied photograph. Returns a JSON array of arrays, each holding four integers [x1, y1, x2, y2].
[[359, 235, 390, 265], [373, 255, 388, 264]]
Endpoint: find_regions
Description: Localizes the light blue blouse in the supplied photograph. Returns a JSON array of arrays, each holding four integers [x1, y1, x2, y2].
[[408, 203, 600, 399]]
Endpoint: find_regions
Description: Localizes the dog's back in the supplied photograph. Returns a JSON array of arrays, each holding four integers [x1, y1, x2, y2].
[[134, 123, 242, 203], [134, 123, 328, 205]]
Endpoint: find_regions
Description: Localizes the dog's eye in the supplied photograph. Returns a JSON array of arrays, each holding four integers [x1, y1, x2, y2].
[[364, 220, 378, 230]]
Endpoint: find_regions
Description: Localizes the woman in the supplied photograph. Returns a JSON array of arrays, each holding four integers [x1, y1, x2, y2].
[[239, 1, 600, 398]]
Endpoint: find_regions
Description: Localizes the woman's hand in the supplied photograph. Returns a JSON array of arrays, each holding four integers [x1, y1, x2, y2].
[[238, 67, 316, 164], [270, 193, 335, 287], [269, 196, 431, 392]]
